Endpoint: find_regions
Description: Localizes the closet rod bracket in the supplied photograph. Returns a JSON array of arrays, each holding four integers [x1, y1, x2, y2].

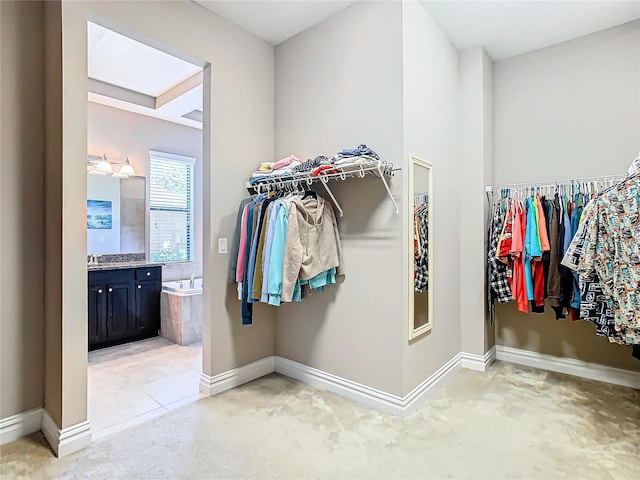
[[378, 163, 399, 215], [319, 176, 344, 217]]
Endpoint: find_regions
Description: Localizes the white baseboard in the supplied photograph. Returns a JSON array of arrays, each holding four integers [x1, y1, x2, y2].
[[0, 408, 42, 445], [401, 353, 464, 415], [275, 356, 407, 416], [275, 353, 462, 417], [495, 345, 640, 389], [199, 356, 275, 396], [41, 410, 92, 457], [460, 346, 496, 372]]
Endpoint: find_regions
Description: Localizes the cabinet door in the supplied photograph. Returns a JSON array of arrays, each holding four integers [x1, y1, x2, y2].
[[88, 285, 107, 347], [106, 282, 136, 340], [136, 280, 160, 335]]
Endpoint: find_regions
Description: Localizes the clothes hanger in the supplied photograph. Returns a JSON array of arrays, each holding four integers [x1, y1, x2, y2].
[[302, 189, 317, 200], [628, 151, 640, 175]]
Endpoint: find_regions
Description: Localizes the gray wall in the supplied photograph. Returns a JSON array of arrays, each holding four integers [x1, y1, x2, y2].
[[275, 1, 406, 396], [401, 1, 463, 394], [457, 46, 495, 356], [0, 0, 45, 419], [494, 20, 640, 370], [87, 102, 203, 281]]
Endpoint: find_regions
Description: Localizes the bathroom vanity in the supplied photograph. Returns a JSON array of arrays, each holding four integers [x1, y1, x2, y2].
[[88, 264, 162, 350]]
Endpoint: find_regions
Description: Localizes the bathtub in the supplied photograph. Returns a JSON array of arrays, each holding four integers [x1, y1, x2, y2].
[[161, 278, 202, 345], [162, 278, 202, 296]]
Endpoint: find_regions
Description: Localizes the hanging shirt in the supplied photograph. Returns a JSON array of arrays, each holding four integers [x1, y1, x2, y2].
[[488, 206, 513, 303], [281, 196, 343, 303], [577, 175, 640, 345], [531, 196, 550, 311], [524, 197, 542, 301], [508, 200, 527, 313], [229, 198, 252, 284], [247, 198, 275, 303], [267, 202, 290, 306], [547, 196, 562, 313], [252, 200, 275, 300], [496, 205, 514, 264], [535, 195, 551, 252], [235, 203, 251, 283], [260, 200, 282, 303], [562, 205, 572, 254], [568, 197, 584, 311], [240, 204, 256, 325]]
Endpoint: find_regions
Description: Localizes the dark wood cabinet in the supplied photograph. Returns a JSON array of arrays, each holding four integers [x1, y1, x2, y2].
[[136, 281, 160, 335], [106, 283, 135, 341], [88, 285, 106, 345], [88, 266, 162, 350]]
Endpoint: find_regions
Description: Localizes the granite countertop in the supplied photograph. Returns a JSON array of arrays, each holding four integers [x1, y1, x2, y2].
[[88, 261, 164, 271]]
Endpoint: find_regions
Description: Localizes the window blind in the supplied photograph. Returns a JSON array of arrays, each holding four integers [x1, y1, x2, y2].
[[149, 154, 194, 263]]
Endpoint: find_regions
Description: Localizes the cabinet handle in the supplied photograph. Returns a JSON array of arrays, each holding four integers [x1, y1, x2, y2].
[[108, 288, 113, 292], [146, 271, 151, 276], [98, 289, 103, 294], [138, 285, 141, 289]]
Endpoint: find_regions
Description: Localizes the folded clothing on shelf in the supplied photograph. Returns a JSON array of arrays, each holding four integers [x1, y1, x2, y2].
[[248, 146, 385, 186], [334, 144, 380, 161], [258, 162, 275, 172], [332, 155, 379, 167], [292, 155, 331, 173], [272, 154, 301, 170], [249, 173, 295, 185], [311, 165, 339, 176]]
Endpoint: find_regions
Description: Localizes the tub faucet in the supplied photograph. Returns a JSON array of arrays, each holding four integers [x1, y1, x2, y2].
[[189, 274, 196, 289]]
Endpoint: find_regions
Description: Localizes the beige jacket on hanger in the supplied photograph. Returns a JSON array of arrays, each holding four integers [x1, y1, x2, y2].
[[281, 196, 344, 303]]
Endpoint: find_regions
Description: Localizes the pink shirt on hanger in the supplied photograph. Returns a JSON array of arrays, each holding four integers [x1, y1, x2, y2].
[[235, 203, 251, 283]]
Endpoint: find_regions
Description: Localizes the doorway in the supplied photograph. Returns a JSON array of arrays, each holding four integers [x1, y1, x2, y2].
[[85, 20, 206, 439]]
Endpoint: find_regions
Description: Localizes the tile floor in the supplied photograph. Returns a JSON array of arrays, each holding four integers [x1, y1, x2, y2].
[[88, 337, 204, 439]]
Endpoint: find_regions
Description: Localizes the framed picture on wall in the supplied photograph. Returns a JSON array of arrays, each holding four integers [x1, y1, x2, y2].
[[87, 200, 113, 229]]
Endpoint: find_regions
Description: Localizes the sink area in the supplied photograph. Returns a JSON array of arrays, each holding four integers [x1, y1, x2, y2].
[[87, 253, 163, 271], [88, 261, 164, 271]]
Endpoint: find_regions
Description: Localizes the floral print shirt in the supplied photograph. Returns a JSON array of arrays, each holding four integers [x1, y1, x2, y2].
[[577, 175, 640, 345]]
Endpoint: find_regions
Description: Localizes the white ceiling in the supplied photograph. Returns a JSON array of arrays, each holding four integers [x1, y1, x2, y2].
[[88, 23, 201, 96], [195, 1, 639, 59], [420, 1, 640, 60], [88, 22, 203, 128], [194, 0, 358, 44], [88, 1, 639, 125]]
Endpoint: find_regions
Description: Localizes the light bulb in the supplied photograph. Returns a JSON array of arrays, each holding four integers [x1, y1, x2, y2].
[[95, 159, 113, 175], [119, 158, 135, 176]]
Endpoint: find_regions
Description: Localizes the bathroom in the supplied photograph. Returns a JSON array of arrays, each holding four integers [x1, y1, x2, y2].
[[85, 22, 204, 438]]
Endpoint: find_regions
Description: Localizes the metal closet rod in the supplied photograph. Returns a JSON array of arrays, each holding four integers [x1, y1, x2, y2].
[[246, 161, 400, 217], [486, 172, 630, 192]]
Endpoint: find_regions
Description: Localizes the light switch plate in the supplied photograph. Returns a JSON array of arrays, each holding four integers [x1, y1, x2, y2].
[[218, 237, 228, 254]]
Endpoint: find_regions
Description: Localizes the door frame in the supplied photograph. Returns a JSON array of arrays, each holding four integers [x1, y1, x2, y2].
[[50, 6, 213, 453]]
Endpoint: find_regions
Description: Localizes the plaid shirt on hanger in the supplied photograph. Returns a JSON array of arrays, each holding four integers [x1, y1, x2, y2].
[[489, 206, 514, 304]]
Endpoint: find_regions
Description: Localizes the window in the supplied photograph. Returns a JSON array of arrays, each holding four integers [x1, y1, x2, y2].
[[149, 151, 195, 263]]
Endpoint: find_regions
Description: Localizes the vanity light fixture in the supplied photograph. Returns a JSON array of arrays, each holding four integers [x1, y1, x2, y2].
[[87, 154, 136, 178], [113, 158, 135, 178]]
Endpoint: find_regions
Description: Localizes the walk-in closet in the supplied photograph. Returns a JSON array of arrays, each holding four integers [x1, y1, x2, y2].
[[1, 1, 638, 477]]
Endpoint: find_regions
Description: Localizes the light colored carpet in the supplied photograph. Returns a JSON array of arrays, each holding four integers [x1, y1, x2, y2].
[[1, 361, 639, 479]]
